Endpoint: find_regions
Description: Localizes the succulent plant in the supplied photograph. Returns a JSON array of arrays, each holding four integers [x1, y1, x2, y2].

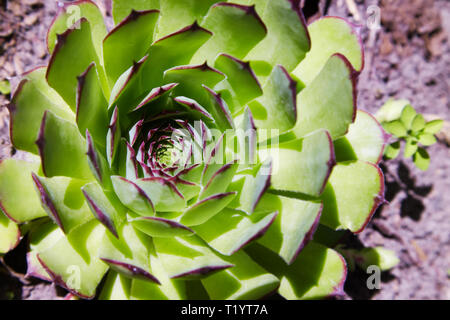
[[0, 0, 389, 300], [375, 99, 443, 171]]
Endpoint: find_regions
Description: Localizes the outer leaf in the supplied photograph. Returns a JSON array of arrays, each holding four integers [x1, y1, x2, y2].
[[111, 176, 155, 216], [192, 3, 266, 63], [424, 119, 444, 134], [374, 98, 411, 123], [8, 68, 74, 154], [249, 65, 297, 134], [202, 250, 279, 300], [257, 194, 322, 264], [383, 120, 407, 138], [194, 208, 278, 255], [246, 0, 310, 72], [293, 54, 357, 140], [334, 110, 390, 164], [404, 137, 418, 158], [259, 130, 334, 197], [246, 242, 347, 300], [131, 216, 194, 238], [31, 174, 93, 234], [411, 114, 426, 133], [0, 159, 46, 223], [47, 18, 105, 110], [153, 235, 233, 279], [400, 105, 417, 130], [418, 133, 437, 146], [413, 147, 430, 171], [293, 16, 363, 85], [0, 210, 20, 254], [320, 161, 385, 233], [112, 0, 159, 25], [136, 177, 186, 212], [37, 220, 109, 299], [99, 271, 131, 300], [36, 110, 93, 180], [384, 141, 400, 160], [103, 10, 159, 86]]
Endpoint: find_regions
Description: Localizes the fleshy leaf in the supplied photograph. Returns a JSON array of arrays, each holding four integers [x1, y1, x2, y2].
[[99, 223, 160, 283], [103, 9, 159, 86], [293, 16, 363, 85], [136, 177, 186, 212], [320, 161, 385, 233], [112, 0, 159, 25], [86, 130, 111, 187], [76, 63, 108, 148], [413, 147, 430, 171], [249, 65, 297, 134], [131, 216, 194, 238], [334, 110, 390, 164], [246, 242, 347, 300], [202, 250, 279, 300], [31, 174, 94, 234], [36, 110, 93, 180], [0, 210, 20, 254], [194, 208, 278, 256], [246, 0, 310, 72], [111, 176, 155, 216], [259, 130, 334, 197], [153, 235, 233, 280], [37, 220, 109, 299], [293, 54, 357, 140], [179, 192, 237, 226], [199, 160, 239, 200], [99, 271, 131, 300], [47, 0, 107, 59], [8, 67, 74, 154], [192, 3, 266, 63], [0, 159, 47, 223], [203, 86, 235, 131], [47, 18, 106, 110], [257, 194, 322, 264], [82, 182, 126, 238], [156, 0, 220, 38]]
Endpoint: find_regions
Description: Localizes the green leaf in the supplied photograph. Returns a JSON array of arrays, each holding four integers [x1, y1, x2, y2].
[[192, 3, 266, 64], [0, 79, 11, 95], [131, 216, 194, 238], [37, 220, 109, 299], [383, 120, 407, 138], [199, 160, 239, 200], [201, 250, 279, 300], [246, 0, 310, 72], [340, 247, 399, 272], [246, 242, 347, 300], [404, 137, 418, 158], [418, 133, 437, 146], [112, 0, 159, 25], [82, 182, 126, 238], [203, 86, 235, 131], [76, 63, 108, 148], [320, 161, 384, 233], [103, 10, 159, 86], [111, 176, 155, 216], [0, 159, 47, 223], [399, 105, 417, 130], [36, 110, 93, 180], [179, 192, 237, 226], [384, 141, 401, 160], [335, 110, 390, 164], [293, 54, 356, 140], [424, 119, 444, 135], [257, 194, 322, 264], [293, 16, 363, 85], [31, 174, 94, 234], [249, 65, 297, 135], [153, 235, 233, 280], [47, 0, 107, 59], [8, 67, 74, 154], [374, 98, 411, 123], [156, 0, 220, 38], [411, 114, 426, 133], [413, 147, 430, 171], [213, 54, 263, 113], [194, 208, 278, 256], [0, 210, 20, 254], [99, 223, 159, 283], [99, 271, 131, 300], [259, 130, 334, 197], [136, 177, 186, 212], [47, 18, 106, 110]]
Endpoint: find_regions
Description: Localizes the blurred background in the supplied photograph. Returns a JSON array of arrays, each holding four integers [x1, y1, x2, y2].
[[0, 0, 449, 299]]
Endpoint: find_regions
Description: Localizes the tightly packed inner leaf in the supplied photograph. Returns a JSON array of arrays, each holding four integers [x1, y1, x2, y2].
[[0, 0, 388, 300]]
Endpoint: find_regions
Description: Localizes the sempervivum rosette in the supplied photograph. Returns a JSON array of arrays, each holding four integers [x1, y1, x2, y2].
[[0, 0, 389, 300]]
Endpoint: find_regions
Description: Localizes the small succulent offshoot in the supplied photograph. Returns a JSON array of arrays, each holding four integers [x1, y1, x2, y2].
[[0, 0, 396, 300], [375, 99, 444, 171]]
